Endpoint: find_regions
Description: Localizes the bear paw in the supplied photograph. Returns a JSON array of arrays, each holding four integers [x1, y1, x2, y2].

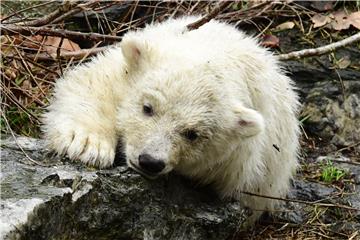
[[48, 129, 116, 168]]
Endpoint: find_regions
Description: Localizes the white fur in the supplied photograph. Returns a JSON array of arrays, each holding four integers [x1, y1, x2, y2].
[[43, 17, 300, 218]]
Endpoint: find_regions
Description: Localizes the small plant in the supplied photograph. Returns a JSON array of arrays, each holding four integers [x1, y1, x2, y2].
[[320, 160, 346, 183]]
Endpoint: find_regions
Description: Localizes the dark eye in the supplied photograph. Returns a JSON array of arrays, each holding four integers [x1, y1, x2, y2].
[[183, 130, 198, 141], [143, 104, 154, 116]]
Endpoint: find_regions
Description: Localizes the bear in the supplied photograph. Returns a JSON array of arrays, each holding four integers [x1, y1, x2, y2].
[[42, 16, 300, 220]]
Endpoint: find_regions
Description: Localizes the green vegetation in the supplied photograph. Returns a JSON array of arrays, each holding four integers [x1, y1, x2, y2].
[[320, 160, 346, 183]]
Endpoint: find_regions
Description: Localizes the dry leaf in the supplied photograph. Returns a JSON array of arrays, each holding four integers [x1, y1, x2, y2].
[[312, 10, 360, 31], [348, 11, 360, 30], [274, 21, 295, 31], [42, 36, 81, 54], [21, 35, 81, 54], [5, 68, 17, 80], [331, 10, 350, 30], [311, 14, 332, 28], [337, 57, 351, 69], [22, 79, 32, 91], [261, 34, 279, 48]]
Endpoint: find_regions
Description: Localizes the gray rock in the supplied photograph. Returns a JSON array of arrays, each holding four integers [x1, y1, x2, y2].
[[316, 155, 360, 220], [302, 81, 360, 151], [275, 156, 360, 226], [0, 136, 249, 240], [274, 179, 337, 224], [2, 137, 359, 240], [288, 179, 336, 202], [286, 60, 360, 152]]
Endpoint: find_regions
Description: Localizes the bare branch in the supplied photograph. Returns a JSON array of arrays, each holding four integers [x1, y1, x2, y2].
[[0, 24, 122, 43], [242, 191, 359, 211], [50, 1, 102, 25], [1, 1, 58, 23], [0, 109, 47, 167], [278, 32, 360, 61], [16, 1, 76, 27], [19, 46, 109, 61], [186, 1, 232, 31]]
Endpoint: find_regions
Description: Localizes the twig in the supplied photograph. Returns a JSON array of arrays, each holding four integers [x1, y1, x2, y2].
[[56, 37, 65, 75], [330, 159, 360, 166], [16, 1, 76, 27], [26, 46, 108, 61], [50, 1, 101, 25], [1, 0, 58, 23], [1, 24, 122, 43], [0, 109, 47, 167], [76, 42, 103, 66], [241, 191, 359, 211], [334, 141, 360, 155], [278, 32, 360, 60], [8, 35, 48, 101], [0, 76, 42, 122], [5, 54, 60, 76], [186, 1, 232, 31]]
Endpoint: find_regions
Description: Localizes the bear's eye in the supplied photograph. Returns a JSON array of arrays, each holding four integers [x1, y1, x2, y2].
[[182, 130, 198, 141], [143, 104, 154, 116]]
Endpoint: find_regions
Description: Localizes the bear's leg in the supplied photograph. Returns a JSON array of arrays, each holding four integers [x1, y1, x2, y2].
[[42, 65, 122, 168]]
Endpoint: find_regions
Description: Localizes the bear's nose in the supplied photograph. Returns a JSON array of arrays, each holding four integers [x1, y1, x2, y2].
[[138, 154, 165, 174]]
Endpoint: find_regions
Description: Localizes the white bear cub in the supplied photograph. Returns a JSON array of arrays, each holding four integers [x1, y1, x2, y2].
[[43, 17, 300, 218]]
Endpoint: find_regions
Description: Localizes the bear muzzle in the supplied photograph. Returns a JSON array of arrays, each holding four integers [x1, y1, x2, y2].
[[138, 153, 165, 174], [127, 153, 167, 179]]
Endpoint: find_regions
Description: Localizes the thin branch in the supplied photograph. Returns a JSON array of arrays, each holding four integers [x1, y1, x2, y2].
[[5, 54, 60, 76], [186, 1, 232, 31], [278, 32, 360, 60], [0, 79, 41, 123], [1, 0, 58, 23], [50, 1, 101, 25], [16, 1, 76, 27], [242, 191, 359, 211], [23, 46, 108, 61], [0, 109, 48, 167], [0, 24, 122, 43]]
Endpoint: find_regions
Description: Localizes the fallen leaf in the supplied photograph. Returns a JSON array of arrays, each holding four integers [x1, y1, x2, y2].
[[348, 11, 360, 29], [42, 36, 81, 54], [311, 1, 333, 12], [261, 34, 279, 48], [311, 14, 332, 28], [331, 10, 350, 30], [337, 56, 351, 69], [21, 79, 32, 91], [274, 21, 295, 31], [5, 68, 17, 80], [18, 35, 81, 54]]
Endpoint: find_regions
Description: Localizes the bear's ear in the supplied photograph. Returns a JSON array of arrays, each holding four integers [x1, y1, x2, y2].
[[233, 105, 265, 137], [120, 35, 153, 72]]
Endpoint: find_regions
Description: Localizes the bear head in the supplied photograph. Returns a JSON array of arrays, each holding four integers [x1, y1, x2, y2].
[[116, 33, 265, 179]]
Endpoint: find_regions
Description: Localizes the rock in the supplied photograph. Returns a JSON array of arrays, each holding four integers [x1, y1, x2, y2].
[[274, 155, 360, 227], [316, 155, 360, 220], [288, 179, 336, 202], [273, 179, 337, 224], [0, 136, 249, 240], [285, 61, 360, 152]]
